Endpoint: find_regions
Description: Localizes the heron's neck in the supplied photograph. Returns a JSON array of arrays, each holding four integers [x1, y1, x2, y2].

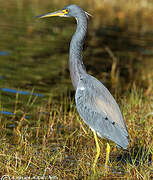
[[69, 15, 88, 89]]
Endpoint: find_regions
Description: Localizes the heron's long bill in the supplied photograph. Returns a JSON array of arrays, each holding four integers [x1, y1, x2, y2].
[[37, 9, 68, 18]]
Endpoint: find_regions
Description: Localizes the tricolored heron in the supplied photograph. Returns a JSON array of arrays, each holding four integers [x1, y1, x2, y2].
[[37, 4, 129, 173]]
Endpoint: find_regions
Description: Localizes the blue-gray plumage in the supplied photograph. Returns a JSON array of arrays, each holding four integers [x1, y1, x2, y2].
[[75, 75, 128, 148], [38, 4, 129, 171], [65, 4, 128, 148]]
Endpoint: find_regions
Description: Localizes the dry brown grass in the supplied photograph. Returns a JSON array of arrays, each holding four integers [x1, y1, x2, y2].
[[0, 87, 152, 179], [0, 0, 153, 179]]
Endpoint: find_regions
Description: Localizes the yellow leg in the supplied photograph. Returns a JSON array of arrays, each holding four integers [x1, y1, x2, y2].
[[105, 142, 110, 172], [92, 131, 100, 174]]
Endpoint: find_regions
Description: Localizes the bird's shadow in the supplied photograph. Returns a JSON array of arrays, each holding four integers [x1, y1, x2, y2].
[[109, 144, 152, 172], [107, 144, 152, 176], [115, 145, 152, 166]]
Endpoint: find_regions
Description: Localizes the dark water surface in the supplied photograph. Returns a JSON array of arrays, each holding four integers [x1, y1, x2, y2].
[[0, 1, 153, 114]]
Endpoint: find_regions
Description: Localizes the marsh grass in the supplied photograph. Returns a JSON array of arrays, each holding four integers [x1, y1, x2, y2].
[[0, 0, 153, 179], [0, 87, 152, 179]]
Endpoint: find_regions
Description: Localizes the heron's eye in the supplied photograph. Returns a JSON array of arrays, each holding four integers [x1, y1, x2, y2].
[[63, 9, 69, 14]]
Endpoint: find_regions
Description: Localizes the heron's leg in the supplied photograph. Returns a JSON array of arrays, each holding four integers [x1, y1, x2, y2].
[[105, 142, 110, 171], [92, 131, 100, 173]]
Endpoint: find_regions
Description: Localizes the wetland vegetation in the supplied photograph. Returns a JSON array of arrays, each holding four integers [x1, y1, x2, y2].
[[0, 0, 152, 179]]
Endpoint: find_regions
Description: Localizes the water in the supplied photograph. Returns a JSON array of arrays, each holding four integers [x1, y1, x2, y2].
[[0, 1, 153, 114]]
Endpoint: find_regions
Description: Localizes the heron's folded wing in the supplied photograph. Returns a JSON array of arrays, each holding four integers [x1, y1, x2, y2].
[[75, 75, 128, 143]]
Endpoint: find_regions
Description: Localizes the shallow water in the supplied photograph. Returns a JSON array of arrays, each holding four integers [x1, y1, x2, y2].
[[0, 1, 153, 115]]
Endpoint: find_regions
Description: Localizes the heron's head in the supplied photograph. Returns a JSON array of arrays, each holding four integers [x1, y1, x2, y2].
[[37, 4, 91, 19]]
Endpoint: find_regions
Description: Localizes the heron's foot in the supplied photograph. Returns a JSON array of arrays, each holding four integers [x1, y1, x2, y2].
[[104, 142, 110, 173], [92, 131, 100, 174]]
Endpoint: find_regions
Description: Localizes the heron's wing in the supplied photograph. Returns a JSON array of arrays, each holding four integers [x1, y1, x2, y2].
[[75, 75, 129, 148]]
